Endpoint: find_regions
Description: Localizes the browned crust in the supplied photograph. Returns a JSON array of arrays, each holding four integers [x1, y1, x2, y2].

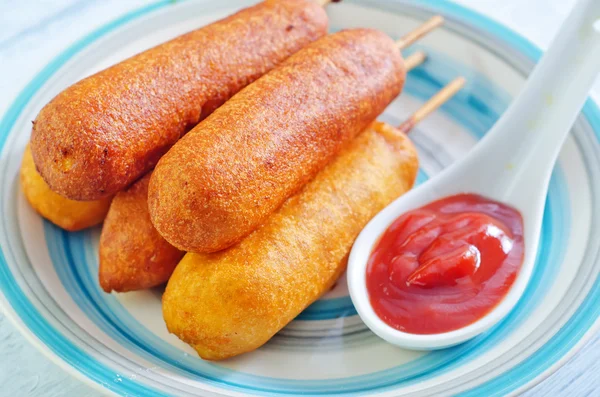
[[149, 29, 406, 253], [30, 0, 328, 200], [20, 144, 112, 231], [162, 122, 418, 360], [99, 172, 184, 293]]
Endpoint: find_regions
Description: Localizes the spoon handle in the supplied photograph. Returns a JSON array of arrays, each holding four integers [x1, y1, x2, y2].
[[457, 0, 600, 199]]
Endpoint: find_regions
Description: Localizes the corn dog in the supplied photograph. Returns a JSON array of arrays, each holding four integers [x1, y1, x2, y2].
[[20, 144, 111, 231], [149, 28, 406, 253], [99, 173, 184, 293], [30, 0, 328, 201]]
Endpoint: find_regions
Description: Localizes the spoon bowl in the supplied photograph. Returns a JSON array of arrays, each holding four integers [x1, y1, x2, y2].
[[348, 0, 600, 350]]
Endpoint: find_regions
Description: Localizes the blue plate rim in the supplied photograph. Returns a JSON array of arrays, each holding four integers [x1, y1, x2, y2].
[[0, 0, 599, 396]]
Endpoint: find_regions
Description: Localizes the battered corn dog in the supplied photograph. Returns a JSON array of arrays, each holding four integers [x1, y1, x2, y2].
[[162, 121, 418, 360], [31, 0, 328, 200], [149, 29, 406, 253], [20, 144, 111, 231], [99, 173, 183, 293]]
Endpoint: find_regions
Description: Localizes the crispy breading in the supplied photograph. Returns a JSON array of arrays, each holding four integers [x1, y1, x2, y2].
[[20, 144, 111, 231], [99, 172, 184, 293]]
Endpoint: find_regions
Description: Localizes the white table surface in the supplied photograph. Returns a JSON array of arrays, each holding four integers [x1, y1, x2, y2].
[[1, 0, 600, 396]]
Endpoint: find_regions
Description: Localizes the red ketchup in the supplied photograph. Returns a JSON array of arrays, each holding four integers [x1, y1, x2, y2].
[[366, 193, 524, 334]]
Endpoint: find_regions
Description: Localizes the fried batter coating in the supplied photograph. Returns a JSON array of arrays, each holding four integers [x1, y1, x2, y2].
[[20, 144, 111, 231], [99, 173, 184, 293]]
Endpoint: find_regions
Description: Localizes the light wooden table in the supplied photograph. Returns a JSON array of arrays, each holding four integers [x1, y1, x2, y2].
[[1, 0, 599, 395]]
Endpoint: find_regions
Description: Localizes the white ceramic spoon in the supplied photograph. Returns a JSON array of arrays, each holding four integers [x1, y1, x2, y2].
[[347, 0, 600, 350]]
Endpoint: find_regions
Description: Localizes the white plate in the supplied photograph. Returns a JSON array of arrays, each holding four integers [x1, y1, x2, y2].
[[1, 0, 600, 396]]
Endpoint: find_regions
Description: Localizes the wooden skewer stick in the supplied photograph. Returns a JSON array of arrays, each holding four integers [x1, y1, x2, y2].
[[316, 0, 442, 47], [398, 77, 466, 134], [396, 16, 445, 50], [404, 51, 427, 71]]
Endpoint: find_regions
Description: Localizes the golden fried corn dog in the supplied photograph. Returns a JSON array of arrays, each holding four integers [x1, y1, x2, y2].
[[31, 0, 328, 200], [99, 173, 183, 293], [149, 29, 406, 253], [162, 121, 418, 360], [20, 144, 111, 231]]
